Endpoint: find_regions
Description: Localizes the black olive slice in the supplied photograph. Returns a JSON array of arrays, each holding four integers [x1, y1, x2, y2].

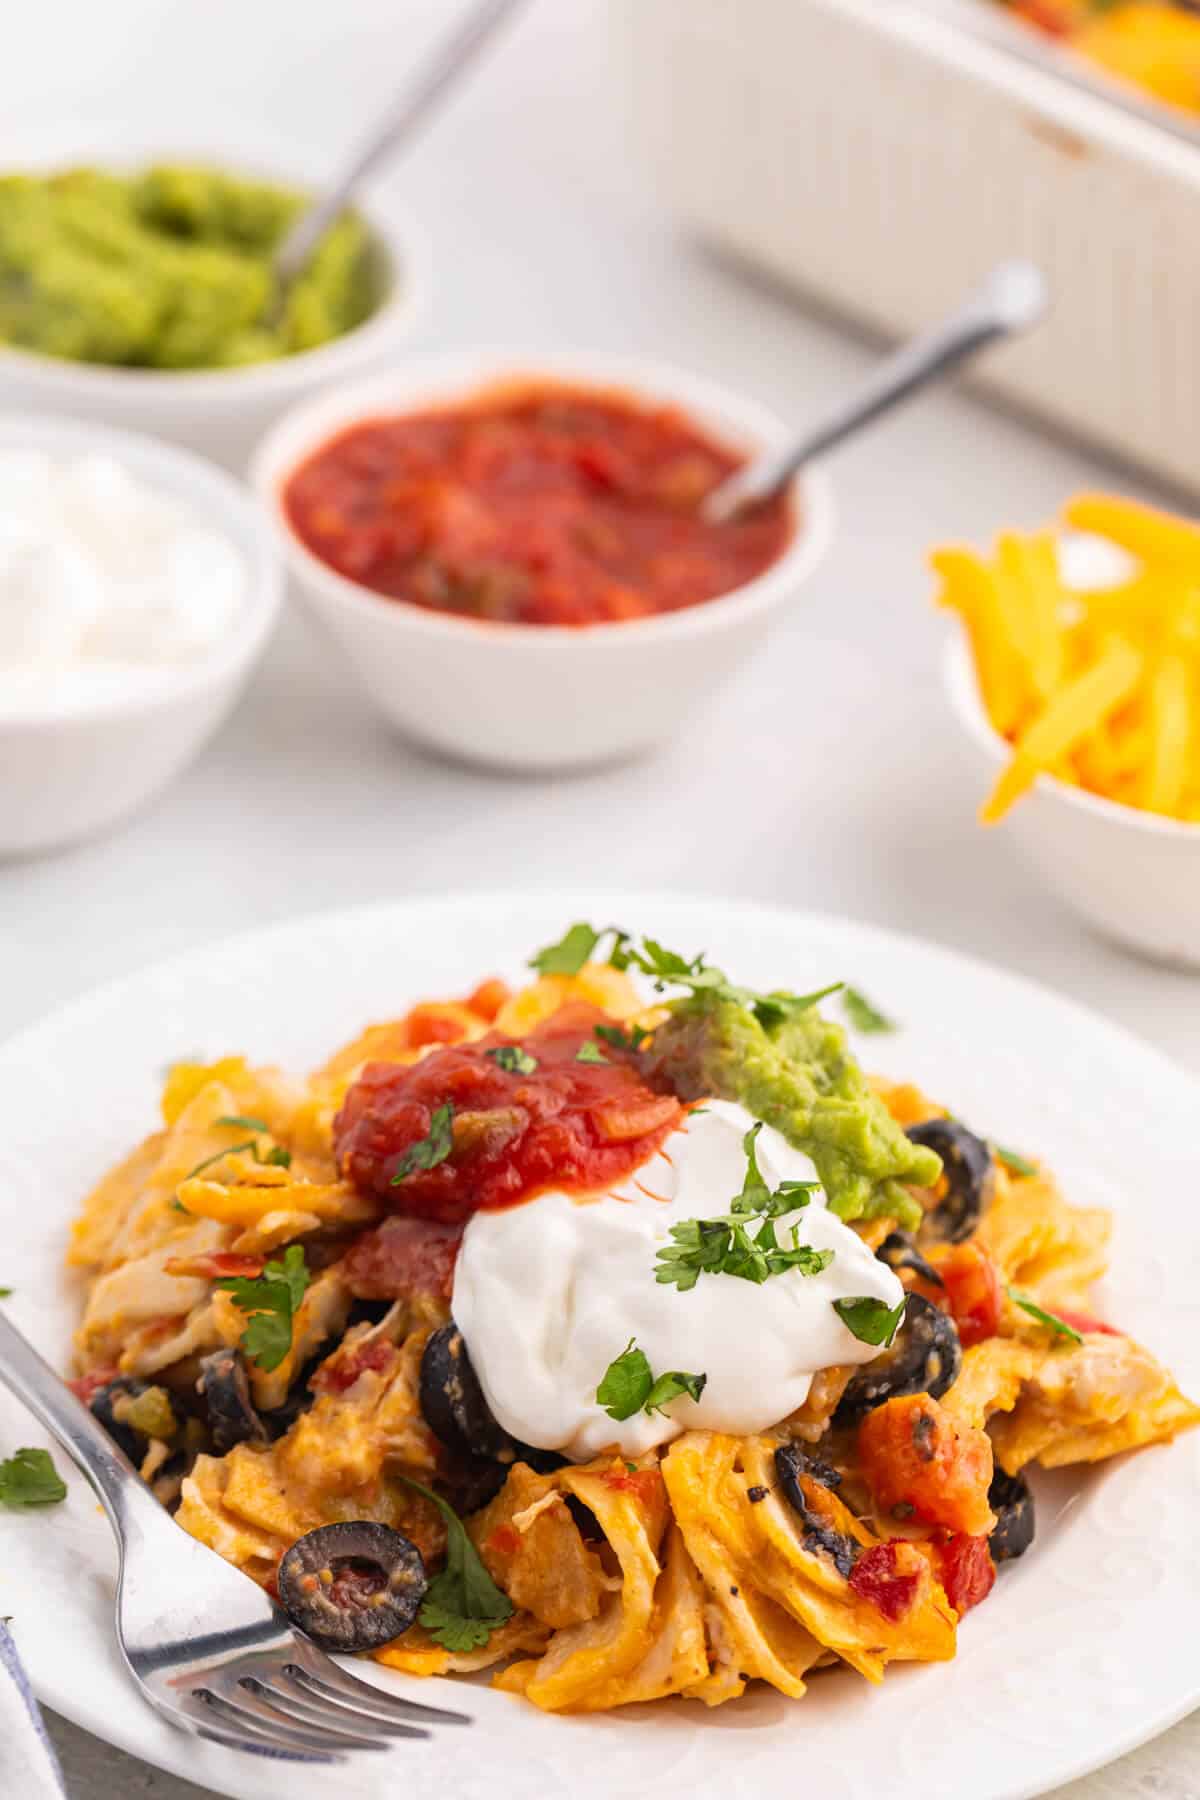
[[419, 1323, 517, 1464], [278, 1521, 427, 1651], [197, 1349, 267, 1454], [774, 1444, 858, 1578], [87, 1378, 151, 1462], [906, 1119, 995, 1243], [876, 1231, 944, 1287], [835, 1293, 963, 1423], [988, 1468, 1035, 1563]]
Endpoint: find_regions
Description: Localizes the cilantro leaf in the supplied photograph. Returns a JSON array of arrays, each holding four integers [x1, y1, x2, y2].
[[184, 1139, 258, 1180], [596, 1341, 707, 1420], [644, 1367, 707, 1415], [214, 1114, 270, 1133], [215, 1246, 311, 1372], [655, 1122, 826, 1290], [594, 1023, 651, 1053], [529, 922, 630, 976], [529, 921, 599, 975], [415, 1603, 495, 1653], [398, 1477, 512, 1651], [485, 1046, 538, 1075], [841, 987, 896, 1034], [262, 1245, 308, 1314], [390, 1103, 454, 1184], [258, 1144, 292, 1169], [1007, 1287, 1083, 1344], [833, 1295, 907, 1347], [995, 1144, 1037, 1178], [596, 1340, 653, 1419], [575, 1040, 608, 1065], [0, 1447, 67, 1507], [751, 983, 844, 1030]]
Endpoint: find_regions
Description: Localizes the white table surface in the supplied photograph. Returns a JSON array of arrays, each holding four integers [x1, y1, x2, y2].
[[2, 2, 1197, 1795]]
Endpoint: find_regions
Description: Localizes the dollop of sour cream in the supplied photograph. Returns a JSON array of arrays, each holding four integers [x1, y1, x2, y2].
[[0, 449, 245, 713], [452, 1099, 904, 1461]]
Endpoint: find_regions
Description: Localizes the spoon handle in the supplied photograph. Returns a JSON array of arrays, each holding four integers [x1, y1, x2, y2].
[[704, 260, 1048, 523], [273, 0, 526, 289]]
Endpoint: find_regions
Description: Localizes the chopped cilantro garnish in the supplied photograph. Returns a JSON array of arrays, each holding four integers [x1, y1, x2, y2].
[[841, 987, 896, 1034], [398, 1476, 513, 1652], [390, 1103, 455, 1184], [833, 1295, 907, 1347], [0, 1287, 11, 1299], [485, 1046, 538, 1076], [184, 1139, 259, 1180], [575, 1040, 608, 1064], [529, 922, 630, 976], [1007, 1287, 1083, 1344], [654, 1122, 828, 1291], [0, 1448, 67, 1508], [594, 1023, 652, 1053], [183, 1116, 292, 1181], [996, 1145, 1037, 1178], [529, 924, 843, 1031], [214, 1246, 310, 1372], [596, 1340, 707, 1421]]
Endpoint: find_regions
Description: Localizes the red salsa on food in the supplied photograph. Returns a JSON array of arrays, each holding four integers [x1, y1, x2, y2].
[[282, 380, 794, 627], [333, 1002, 684, 1224]]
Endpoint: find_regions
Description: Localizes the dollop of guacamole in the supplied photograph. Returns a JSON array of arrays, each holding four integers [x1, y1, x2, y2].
[[645, 997, 941, 1229], [0, 164, 380, 369]]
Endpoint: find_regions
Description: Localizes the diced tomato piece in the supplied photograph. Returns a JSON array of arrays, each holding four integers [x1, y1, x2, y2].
[[69, 1366, 119, 1404], [848, 1542, 923, 1622], [1056, 1309, 1123, 1338], [601, 1467, 662, 1505], [312, 1335, 396, 1395], [405, 1005, 469, 1049], [164, 1251, 266, 1281], [341, 1215, 463, 1301], [937, 1533, 996, 1616], [467, 979, 511, 1023], [858, 1394, 995, 1537], [933, 1241, 1003, 1348]]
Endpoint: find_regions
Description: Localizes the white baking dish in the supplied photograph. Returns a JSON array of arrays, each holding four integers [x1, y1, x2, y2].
[[630, 0, 1200, 491]]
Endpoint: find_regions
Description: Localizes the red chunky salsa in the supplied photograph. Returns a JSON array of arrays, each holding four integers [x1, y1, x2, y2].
[[333, 1002, 684, 1224], [282, 380, 794, 627]]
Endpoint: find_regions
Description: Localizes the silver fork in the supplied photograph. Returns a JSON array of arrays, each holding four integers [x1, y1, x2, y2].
[[0, 1311, 470, 1763]]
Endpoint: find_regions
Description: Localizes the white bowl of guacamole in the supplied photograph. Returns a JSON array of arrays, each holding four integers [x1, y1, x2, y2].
[[0, 116, 427, 468]]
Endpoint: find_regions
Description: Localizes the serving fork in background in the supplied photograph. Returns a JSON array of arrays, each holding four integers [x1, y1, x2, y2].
[[0, 1310, 470, 1763]]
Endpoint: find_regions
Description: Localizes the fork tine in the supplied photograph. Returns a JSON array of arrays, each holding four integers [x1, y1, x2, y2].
[[288, 1653, 471, 1725], [176, 1691, 346, 1764], [193, 1685, 389, 1755], [234, 1677, 399, 1749], [252, 1672, 429, 1741]]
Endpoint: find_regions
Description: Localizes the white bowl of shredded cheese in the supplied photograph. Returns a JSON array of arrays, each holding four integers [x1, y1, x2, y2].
[[0, 414, 281, 855]]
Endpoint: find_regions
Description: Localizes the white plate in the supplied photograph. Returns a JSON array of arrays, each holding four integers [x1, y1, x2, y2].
[[1, 893, 1197, 1800]]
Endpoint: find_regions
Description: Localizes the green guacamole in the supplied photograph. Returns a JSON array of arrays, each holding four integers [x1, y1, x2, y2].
[[647, 997, 941, 1229], [0, 164, 380, 369]]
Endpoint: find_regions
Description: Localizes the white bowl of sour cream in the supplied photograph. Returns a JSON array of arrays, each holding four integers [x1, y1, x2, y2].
[[0, 414, 282, 856]]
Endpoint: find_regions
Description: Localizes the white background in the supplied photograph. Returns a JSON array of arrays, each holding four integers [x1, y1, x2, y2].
[[0, 2, 1196, 1795]]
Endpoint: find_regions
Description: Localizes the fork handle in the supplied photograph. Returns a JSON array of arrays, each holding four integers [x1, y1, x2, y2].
[[0, 1310, 173, 1544]]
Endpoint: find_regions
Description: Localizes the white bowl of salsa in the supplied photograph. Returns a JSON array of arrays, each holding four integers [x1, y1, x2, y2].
[[251, 351, 834, 772]]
